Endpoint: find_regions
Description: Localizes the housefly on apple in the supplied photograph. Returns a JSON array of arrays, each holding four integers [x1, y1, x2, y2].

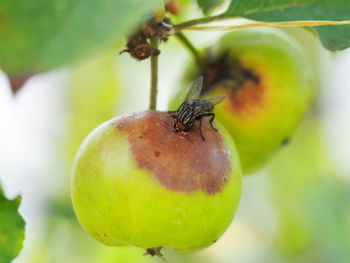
[[169, 76, 226, 141]]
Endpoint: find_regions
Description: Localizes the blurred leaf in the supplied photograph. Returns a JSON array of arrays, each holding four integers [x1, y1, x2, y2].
[[0, 185, 25, 263], [67, 52, 120, 164], [225, 0, 350, 51], [0, 0, 160, 76], [7, 74, 33, 94], [197, 0, 225, 14], [267, 118, 350, 262]]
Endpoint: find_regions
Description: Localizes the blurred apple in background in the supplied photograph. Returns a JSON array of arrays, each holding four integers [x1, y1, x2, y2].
[[171, 28, 316, 174]]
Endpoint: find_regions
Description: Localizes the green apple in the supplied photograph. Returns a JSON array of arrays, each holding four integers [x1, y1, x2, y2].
[[71, 110, 241, 254], [171, 28, 316, 174]]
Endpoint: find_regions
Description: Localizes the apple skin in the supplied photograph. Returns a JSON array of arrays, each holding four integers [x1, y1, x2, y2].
[[71, 110, 241, 252], [171, 28, 316, 174]]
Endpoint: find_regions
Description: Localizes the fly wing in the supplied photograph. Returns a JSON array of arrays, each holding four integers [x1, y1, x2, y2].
[[202, 94, 226, 106], [184, 76, 203, 101]]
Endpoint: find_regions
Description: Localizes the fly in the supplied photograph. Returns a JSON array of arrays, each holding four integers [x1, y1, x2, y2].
[[169, 76, 226, 141]]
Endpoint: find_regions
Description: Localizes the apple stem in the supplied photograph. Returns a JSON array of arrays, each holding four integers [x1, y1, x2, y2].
[[174, 14, 233, 31], [175, 32, 203, 69], [144, 247, 164, 258], [149, 37, 159, 110]]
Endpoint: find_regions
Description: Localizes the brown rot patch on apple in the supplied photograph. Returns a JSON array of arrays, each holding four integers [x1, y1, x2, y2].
[[227, 77, 265, 117], [201, 53, 265, 117], [115, 111, 232, 194]]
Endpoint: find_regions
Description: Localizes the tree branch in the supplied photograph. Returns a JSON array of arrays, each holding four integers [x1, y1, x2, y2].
[[174, 14, 232, 31]]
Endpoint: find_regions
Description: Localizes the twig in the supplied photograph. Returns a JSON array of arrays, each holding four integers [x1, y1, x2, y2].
[[175, 32, 203, 68], [174, 14, 232, 31], [149, 37, 159, 110]]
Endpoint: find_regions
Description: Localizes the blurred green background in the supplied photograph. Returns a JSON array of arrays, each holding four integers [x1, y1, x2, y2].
[[0, 2, 350, 263]]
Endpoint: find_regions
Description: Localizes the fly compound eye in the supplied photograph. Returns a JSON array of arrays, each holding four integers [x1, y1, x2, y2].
[[175, 121, 185, 131]]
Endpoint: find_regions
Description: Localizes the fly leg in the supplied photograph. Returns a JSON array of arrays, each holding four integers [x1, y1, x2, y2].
[[198, 113, 217, 132], [173, 118, 179, 132], [196, 116, 206, 141], [169, 106, 181, 130], [208, 113, 217, 132]]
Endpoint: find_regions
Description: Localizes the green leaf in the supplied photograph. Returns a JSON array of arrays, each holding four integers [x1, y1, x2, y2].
[[225, 0, 350, 51], [0, 0, 160, 76], [0, 185, 25, 263], [197, 0, 225, 14]]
